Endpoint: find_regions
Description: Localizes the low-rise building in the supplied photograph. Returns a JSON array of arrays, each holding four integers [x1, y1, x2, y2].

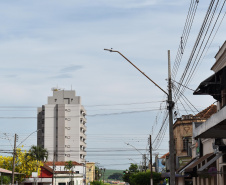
[[85, 162, 95, 185], [179, 41, 226, 184], [21, 161, 84, 185], [175, 105, 217, 185]]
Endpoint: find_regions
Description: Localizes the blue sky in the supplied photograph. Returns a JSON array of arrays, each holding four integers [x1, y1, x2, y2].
[[0, 0, 225, 170]]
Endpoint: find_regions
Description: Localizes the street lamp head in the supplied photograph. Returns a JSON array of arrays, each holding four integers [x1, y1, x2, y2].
[[104, 48, 118, 52]]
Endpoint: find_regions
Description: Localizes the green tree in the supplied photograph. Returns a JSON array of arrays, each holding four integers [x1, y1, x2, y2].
[[108, 172, 123, 180], [122, 163, 139, 184], [27, 145, 48, 161], [2, 175, 11, 184], [129, 164, 139, 173], [64, 161, 74, 171], [0, 147, 44, 182], [129, 171, 162, 185], [90, 181, 110, 185], [64, 161, 75, 184], [95, 166, 101, 181], [122, 172, 130, 183], [90, 181, 103, 185]]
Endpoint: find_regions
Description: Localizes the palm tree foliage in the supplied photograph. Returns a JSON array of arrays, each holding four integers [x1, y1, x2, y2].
[[64, 161, 74, 172], [27, 145, 48, 161]]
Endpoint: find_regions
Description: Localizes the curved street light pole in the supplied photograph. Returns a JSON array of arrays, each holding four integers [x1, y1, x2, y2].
[[12, 129, 41, 185], [104, 49, 175, 185], [125, 142, 148, 172]]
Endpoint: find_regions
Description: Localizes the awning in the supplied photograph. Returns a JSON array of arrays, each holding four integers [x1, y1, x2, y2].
[[161, 172, 189, 178], [0, 168, 21, 174], [197, 153, 223, 172], [177, 158, 198, 174], [185, 153, 214, 172], [193, 66, 226, 101]]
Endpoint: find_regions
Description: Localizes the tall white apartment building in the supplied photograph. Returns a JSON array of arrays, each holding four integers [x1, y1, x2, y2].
[[37, 89, 87, 163]]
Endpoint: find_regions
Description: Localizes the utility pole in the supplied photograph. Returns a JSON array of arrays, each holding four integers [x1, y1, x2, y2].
[[12, 134, 17, 185], [104, 48, 175, 185], [103, 168, 105, 184], [84, 161, 87, 185], [168, 50, 175, 185], [52, 151, 55, 185], [150, 135, 153, 185], [144, 154, 147, 172]]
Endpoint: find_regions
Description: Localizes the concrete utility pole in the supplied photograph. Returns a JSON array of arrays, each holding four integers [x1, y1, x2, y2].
[[52, 151, 56, 185], [150, 135, 153, 185], [104, 48, 175, 185], [12, 134, 17, 185], [168, 50, 175, 185]]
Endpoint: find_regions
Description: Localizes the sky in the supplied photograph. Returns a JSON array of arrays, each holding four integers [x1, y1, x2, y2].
[[0, 0, 225, 170]]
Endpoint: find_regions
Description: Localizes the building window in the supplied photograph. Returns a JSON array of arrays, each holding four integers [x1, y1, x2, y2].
[[58, 183, 66, 185], [183, 137, 188, 151], [182, 137, 192, 155]]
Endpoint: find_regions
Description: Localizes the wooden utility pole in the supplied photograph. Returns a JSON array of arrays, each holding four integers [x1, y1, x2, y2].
[[150, 135, 153, 185], [12, 134, 17, 185], [168, 50, 175, 185]]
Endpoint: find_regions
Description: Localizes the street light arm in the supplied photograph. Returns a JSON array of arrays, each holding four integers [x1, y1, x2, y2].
[[104, 48, 168, 96], [17, 129, 41, 148], [104, 48, 118, 52], [125, 142, 143, 155]]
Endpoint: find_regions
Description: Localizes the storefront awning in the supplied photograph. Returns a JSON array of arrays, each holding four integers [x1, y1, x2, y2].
[[185, 153, 214, 172], [177, 158, 198, 174], [0, 168, 21, 174], [197, 153, 223, 172], [194, 66, 226, 101], [161, 172, 189, 178]]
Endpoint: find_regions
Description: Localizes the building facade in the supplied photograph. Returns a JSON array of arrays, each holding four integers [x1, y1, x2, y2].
[[86, 162, 95, 185], [21, 162, 84, 185], [37, 89, 87, 163], [174, 105, 216, 185], [177, 41, 226, 185]]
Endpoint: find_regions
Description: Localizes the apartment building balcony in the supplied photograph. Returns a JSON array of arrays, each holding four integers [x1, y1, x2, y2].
[[80, 147, 86, 152], [80, 137, 86, 145], [80, 131, 86, 139], [80, 122, 87, 130], [193, 105, 226, 139], [80, 110, 87, 119]]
